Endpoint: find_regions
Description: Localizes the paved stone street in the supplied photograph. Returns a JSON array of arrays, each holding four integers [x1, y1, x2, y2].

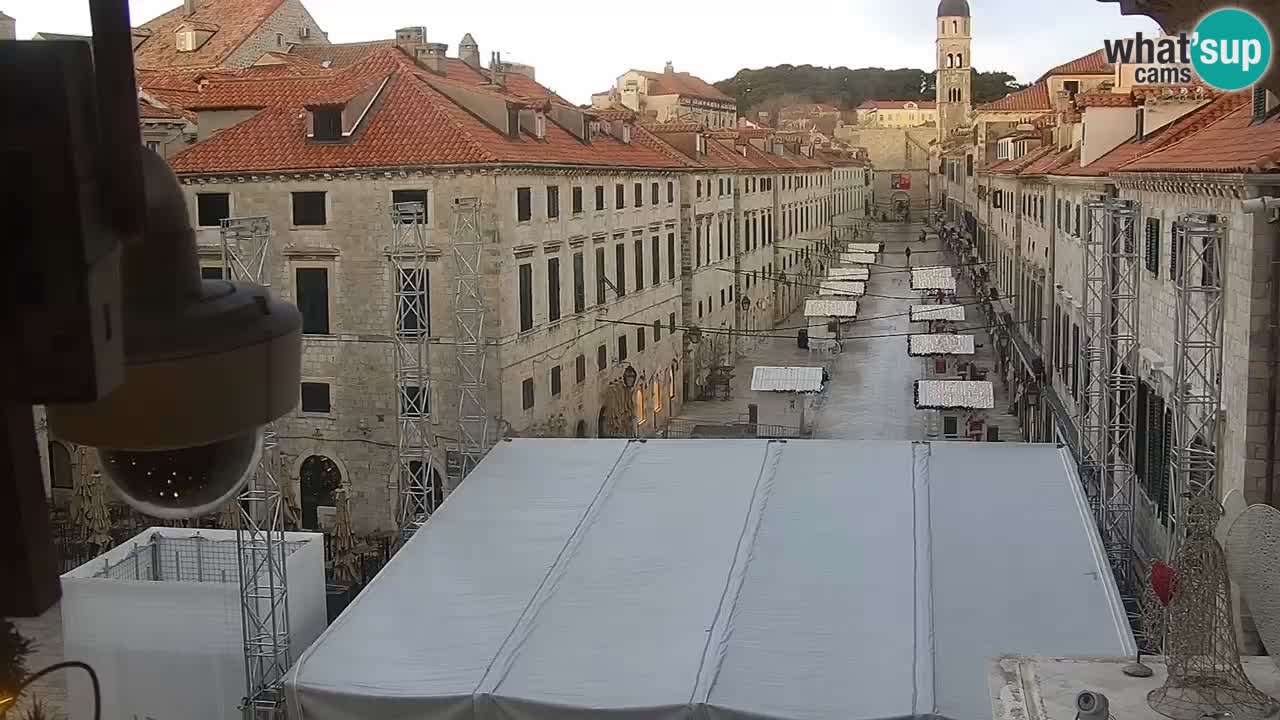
[[677, 221, 1025, 441]]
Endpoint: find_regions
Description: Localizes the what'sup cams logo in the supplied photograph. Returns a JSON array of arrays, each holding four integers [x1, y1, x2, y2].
[[1103, 8, 1273, 91]]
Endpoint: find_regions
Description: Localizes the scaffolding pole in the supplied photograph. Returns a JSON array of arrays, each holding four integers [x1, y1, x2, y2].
[[1079, 197, 1109, 513], [220, 216, 290, 720], [1102, 198, 1141, 598], [1169, 213, 1226, 526], [451, 198, 491, 482], [391, 201, 440, 545]]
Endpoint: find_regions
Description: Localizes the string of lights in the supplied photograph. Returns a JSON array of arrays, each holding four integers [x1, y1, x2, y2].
[[709, 266, 998, 301], [593, 313, 1039, 343]]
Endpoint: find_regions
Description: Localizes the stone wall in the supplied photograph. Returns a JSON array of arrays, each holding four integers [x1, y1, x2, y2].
[[224, 0, 329, 68], [841, 128, 931, 221]]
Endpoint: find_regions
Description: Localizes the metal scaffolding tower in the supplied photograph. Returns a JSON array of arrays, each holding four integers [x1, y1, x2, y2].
[[451, 198, 491, 481], [1079, 196, 1142, 624], [1169, 213, 1226, 513], [391, 201, 440, 544], [220, 216, 291, 720]]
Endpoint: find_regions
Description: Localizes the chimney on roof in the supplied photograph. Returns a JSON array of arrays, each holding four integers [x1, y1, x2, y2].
[[395, 26, 427, 51], [664, 61, 674, 75], [489, 51, 505, 88], [183, 0, 197, 15], [0, 12, 14, 40], [459, 33, 481, 70], [416, 42, 448, 74]]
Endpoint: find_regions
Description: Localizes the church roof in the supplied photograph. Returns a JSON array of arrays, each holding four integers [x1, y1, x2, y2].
[[937, 0, 971, 17]]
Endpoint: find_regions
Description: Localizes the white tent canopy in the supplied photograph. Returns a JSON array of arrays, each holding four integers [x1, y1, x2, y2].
[[817, 279, 865, 296], [750, 366, 825, 392], [839, 251, 878, 265], [286, 439, 1134, 720], [911, 266, 957, 292], [908, 333, 976, 356], [805, 298, 858, 318], [911, 304, 965, 322], [845, 242, 882, 254], [827, 267, 870, 282]]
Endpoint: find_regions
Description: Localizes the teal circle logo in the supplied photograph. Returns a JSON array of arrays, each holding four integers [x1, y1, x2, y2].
[[1191, 9, 1272, 91]]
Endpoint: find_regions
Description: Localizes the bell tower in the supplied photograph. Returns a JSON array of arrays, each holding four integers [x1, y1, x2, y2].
[[936, 0, 972, 143]]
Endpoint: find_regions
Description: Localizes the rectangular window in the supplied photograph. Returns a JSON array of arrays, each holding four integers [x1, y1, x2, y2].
[[576, 355, 587, 383], [695, 225, 702, 266], [634, 240, 645, 290], [651, 182, 659, 205], [201, 266, 224, 280], [634, 182, 643, 207], [522, 378, 535, 410], [651, 236, 661, 286], [615, 244, 627, 297], [597, 344, 607, 370], [595, 185, 605, 211], [698, 300, 703, 318], [1145, 218, 1161, 275], [618, 334, 628, 361], [397, 268, 430, 336], [546, 185, 560, 219], [653, 319, 662, 342], [572, 252, 585, 313], [1074, 204, 1081, 236], [518, 262, 534, 331], [696, 180, 702, 198], [667, 181, 674, 203], [1171, 222, 1182, 278], [517, 187, 532, 222], [669, 312, 676, 333], [391, 189, 428, 222], [196, 193, 230, 227], [550, 366, 562, 396], [637, 327, 646, 352], [295, 267, 330, 334], [300, 382, 331, 414], [547, 257, 561, 322], [595, 247, 607, 304], [720, 288, 725, 307], [1201, 232, 1217, 287], [1071, 323, 1081, 399], [571, 186, 583, 215], [292, 191, 326, 226], [667, 233, 676, 280], [400, 385, 429, 417], [615, 183, 625, 208]]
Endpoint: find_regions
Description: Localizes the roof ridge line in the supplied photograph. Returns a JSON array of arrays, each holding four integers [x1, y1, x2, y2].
[[1120, 94, 1250, 170], [404, 74, 502, 165]]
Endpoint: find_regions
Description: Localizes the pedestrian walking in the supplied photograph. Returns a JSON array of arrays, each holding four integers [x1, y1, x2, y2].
[[904, 246, 912, 266]]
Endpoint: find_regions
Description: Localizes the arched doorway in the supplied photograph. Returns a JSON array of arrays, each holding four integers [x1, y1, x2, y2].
[[597, 407, 610, 439], [48, 441, 73, 491], [299, 455, 342, 530], [575, 420, 589, 438], [406, 460, 445, 517]]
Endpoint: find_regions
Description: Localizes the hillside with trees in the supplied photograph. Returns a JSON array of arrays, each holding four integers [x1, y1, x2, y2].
[[714, 65, 1025, 118]]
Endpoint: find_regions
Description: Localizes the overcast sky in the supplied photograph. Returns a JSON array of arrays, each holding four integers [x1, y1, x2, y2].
[[6, 0, 1159, 104]]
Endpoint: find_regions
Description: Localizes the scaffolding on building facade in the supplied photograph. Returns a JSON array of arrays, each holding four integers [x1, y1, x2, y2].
[[1079, 195, 1142, 634], [391, 202, 440, 544], [1169, 213, 1227, 526], [451, 198, 492, 481], [220, 216, 291, 720]]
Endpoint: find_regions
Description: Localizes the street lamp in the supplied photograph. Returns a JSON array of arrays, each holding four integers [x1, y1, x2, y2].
[[621, 364, 638, 389], [1025, 381, 1042, 408]]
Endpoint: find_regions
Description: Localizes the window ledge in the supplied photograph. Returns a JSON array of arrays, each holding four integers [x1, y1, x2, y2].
[[285, 246, 341, 258], [290, 225, 330, 231]]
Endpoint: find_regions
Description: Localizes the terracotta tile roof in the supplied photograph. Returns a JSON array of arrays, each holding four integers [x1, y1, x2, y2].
[[138, 97, 186, 120], [1056, 91, 1250, 176], [635, 69, 733, 102], [132, 0, 285, 70], [1131, 84, 1216, 103], [856, 99, 937, 110], [644, 121, 706, 133], [1021, 146, 1079, 175], [1031, 113, 1056, 129], [1117, 91, 1279, 173], [167, 48, 691, 174], [978, 82, 1051, 112], [1036, 49, 1112, 83], [290, 41, 394, 69], [1077, 92, 1135, 108], [594, 109, 638, 121]]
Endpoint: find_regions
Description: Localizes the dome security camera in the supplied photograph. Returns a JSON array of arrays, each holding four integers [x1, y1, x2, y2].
[[47, 148, 302, 519], [1075, 691, 1109, 720]]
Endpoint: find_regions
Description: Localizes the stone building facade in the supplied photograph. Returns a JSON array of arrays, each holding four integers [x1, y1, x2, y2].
[[159, 41, 866, 535], [591, 64, 737, 129]]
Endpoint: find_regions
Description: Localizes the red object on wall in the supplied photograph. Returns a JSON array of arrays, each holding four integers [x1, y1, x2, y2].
[[1151, 560, 1178, 606], [934, 356, 947, 374]]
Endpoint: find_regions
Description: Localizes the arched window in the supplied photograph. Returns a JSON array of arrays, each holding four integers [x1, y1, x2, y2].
[[299, 454, 342, 530], [946, 54, 954, 68], [48, 441, 73, 490], [952, 20, 958, 33], [575, 420, 589, 438], [405, 459, 444, 517], [634, 386, 646, 427], [597, 406, 610, 438], [956, 52, 963, 67]]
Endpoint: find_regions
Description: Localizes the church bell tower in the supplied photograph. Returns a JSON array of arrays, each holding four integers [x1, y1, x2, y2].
[[936, 0, 972, 143]]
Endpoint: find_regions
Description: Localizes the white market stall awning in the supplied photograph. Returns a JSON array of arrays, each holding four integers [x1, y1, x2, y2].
[[827, 267, 870, 282], [817, 280, 865, 296], [805, 298, 859, 318], [911, 266, 957, 292], [840, 252, 878, 265], [845, 242, 882, 254], [914, 380, 995, 409], [750, 366, 826, 393], [911, 304, 966, 322], [285, 439, 1134, 720], [908, 334, 976, 356]]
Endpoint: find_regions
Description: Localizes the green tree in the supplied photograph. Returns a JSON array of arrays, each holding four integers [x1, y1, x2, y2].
[[715, 65, 1026, 113]]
